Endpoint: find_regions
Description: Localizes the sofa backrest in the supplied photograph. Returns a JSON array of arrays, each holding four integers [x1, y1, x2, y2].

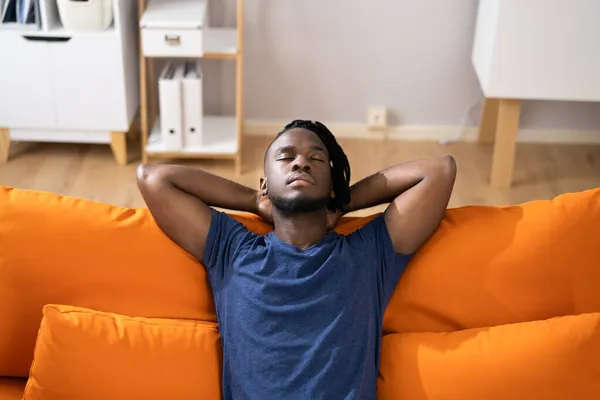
[[384, 188, 600, 334], [0, 187, 212, 377], [1, 185, 599, 377]]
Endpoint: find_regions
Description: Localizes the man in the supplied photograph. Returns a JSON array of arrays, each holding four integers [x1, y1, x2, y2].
[[137, 120, 456, 399]]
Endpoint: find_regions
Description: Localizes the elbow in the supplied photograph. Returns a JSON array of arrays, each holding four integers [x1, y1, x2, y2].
[[435, 155, 457, 181], [136, 164, 167, 202], [136, 164, 167, 189], [136, 164, 165, 182], [136, 164, 152, 188], [440, 154, 457, 173], [136, 164, 151, 183]]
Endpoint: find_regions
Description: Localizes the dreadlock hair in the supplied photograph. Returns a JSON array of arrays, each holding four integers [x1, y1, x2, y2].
[[265, 119, 351, 212]]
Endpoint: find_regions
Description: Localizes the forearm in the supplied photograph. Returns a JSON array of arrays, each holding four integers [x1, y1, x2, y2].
[[346, 156, 455, 212], [137, 164, 258, 213]]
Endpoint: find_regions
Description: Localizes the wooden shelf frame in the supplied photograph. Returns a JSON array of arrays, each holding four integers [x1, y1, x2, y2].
[[137, 0, 244, 174]]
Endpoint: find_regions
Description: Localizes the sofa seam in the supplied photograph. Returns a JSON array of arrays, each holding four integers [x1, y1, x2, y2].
[[49, 305, 220, 331]]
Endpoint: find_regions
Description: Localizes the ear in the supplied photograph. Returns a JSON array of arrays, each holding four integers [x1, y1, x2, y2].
[[259, 177, 268, 196]]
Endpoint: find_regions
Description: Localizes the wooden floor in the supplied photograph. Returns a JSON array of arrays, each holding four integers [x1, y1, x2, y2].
[[1, 136, 599, 216]]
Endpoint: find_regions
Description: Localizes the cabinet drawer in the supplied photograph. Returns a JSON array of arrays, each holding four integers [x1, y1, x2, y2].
[[142, 28, 203, 57]]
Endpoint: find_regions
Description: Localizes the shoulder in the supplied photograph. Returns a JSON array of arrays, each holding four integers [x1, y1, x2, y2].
[[342, 213, 410, 257], [212, 209, 262, 240], [204, 209, 260, 262], [209, 208, 253, 232], [345, 214, 389, 242]]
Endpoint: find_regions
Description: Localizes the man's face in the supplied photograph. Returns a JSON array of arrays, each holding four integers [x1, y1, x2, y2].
[[263, 128, 333, 214]]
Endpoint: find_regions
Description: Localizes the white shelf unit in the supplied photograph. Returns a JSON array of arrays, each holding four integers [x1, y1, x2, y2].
[[138, 0, 244, 173], [0, 0, 140, 165]]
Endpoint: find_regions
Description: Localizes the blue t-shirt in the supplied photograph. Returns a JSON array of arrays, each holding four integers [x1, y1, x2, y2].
[[204, 209, 412, 400]]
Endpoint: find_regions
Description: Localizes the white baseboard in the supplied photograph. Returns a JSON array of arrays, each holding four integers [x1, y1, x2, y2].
[[244, 120, 600, 144]]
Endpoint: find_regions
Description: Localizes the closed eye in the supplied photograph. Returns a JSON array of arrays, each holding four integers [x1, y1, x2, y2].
[[310, 152, 327, 162]]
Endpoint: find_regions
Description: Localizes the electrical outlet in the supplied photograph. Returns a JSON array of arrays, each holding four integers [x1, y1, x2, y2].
[[367, 107, 388, 130]]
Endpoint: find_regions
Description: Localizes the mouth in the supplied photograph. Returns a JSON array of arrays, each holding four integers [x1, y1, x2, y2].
[[287, 174, 315, 186]]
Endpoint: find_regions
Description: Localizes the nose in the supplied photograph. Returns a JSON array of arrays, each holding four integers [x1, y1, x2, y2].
[[291, 155, 311, 172]]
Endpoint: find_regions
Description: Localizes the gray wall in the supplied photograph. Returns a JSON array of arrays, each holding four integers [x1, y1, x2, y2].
[[207, 0, 600, 130]]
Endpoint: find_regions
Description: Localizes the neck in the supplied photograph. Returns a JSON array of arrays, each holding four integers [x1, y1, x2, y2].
[[272, 208, 328, 250]]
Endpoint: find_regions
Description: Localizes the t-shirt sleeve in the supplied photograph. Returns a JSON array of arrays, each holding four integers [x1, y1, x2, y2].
[[203, 208, 255, 289], [346, 214, 413, 310]]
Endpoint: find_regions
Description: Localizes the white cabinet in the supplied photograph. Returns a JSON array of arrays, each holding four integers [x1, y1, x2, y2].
[[473, 0, 600, 101], [49, 35, 129, 130], [0, 0, 140, 165], [0, 34, 55, 128]]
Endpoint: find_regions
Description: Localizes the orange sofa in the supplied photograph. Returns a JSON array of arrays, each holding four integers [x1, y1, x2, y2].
[[1, 184, 600, 399]]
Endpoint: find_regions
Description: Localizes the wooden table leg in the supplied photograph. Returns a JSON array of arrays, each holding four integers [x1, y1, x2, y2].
[[478, 98, 499, 143], [0, 128, 10, 163], [110, 131, 128, 166], [490, 99, 521, 188]]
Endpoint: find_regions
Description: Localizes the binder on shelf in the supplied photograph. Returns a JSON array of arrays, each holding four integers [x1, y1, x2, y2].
[[0, 0, 39, 30], [38, 0, 60, 31], [158, 62, 185, 151], [1, 0, 17, 23], [17, 0, 35, 24], [182, 61, 203, 149]]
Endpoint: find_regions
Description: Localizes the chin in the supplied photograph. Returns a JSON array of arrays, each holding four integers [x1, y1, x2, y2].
[[270, 193, 329, 214]]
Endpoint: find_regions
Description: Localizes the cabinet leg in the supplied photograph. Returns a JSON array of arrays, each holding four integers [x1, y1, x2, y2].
[[478, 98, 499, 143], [110, 131, 128, 166], [490, 99, 521, 189], [0, 128, 10, 163], [235, 154, 242, 176]]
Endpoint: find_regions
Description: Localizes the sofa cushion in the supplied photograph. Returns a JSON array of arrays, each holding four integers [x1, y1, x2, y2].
[[384, 187, 600, 334], [23, 305, 222, 400], [378, 312, 600, 400], [0, 378, 26, 400]]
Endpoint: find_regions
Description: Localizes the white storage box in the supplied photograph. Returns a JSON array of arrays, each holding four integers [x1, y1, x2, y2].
[[140, 0, 208, 58], [57, 0, 114, 32]]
